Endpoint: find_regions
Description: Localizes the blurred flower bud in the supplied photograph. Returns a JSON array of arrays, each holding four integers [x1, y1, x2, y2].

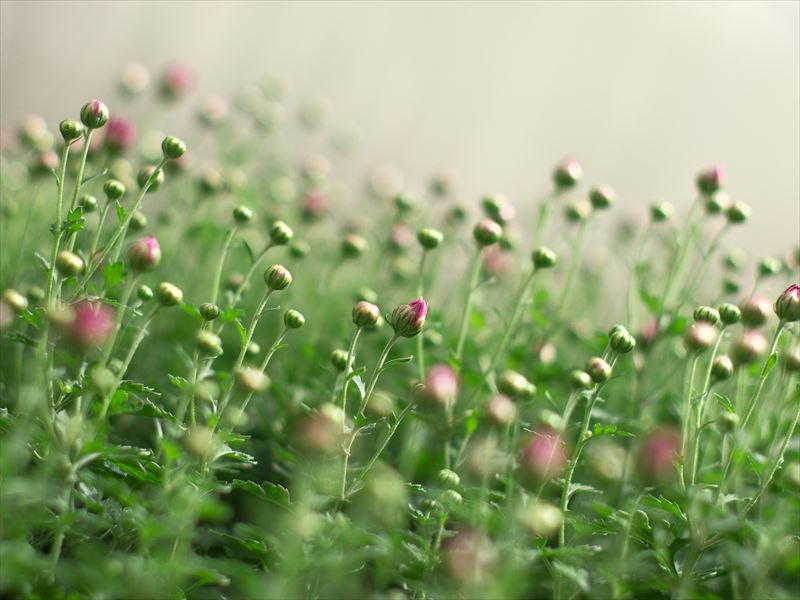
[[295, 403, 344, 455], [782, 347, 800, 373], [693, 305, 720, 325], [160, 63, 194, 99], [482, 194, 515, 224], [437, 468, 461, 488], [199, 95, 229, 127], [532, 246, 557, 270], [696, 166, 724, 196], [711, 355, 734, 382], [588, 439, 627, 481], [269, 220, 294, 245], [68, 301, 114, 349], [56, 250, 84, 277], [352, 301, 381, 328], [684, 322, 718, 353], [183, 426, 220, 461], [137, 285, 153, 302], [127, 236, 161, 272], [120, 62, 149, 96], [585, 356, 612, 384], [486, 394, 517, 426], [564, 200, 592, 223], [553, 158, 582, 190], [129, 210, 147, 231], [234, 366, 270, 393], [740, 294, 772, 326], [200, 302, 220, 321], [420, 363, 458, 408], [157, 282, 183, 306], [289, 240, 310, 259], [472, 218, 502, 246], [233, 205, 253, 224], [758, 257, 782, 278], [3, 289, 28, 313], [103, 179, 126, 200], [569, 369, 594, 390], [444, 530, 498, 586], [341, 233, 368, 258], [137, 165, 164, 192], [394, 192, 417, 214], [718, 411, 740, 435], [718, 303, 741, 326], [331, 349, 349, 371], [104, 116, 136, 153], [650, 201, 673, 222], [302, 191, 328, 221], [496, 369, 535, 397], [79, 194, 97, 213], [732, 329, 768, 365], [775, 284, 800, 322], [283, 309, 305, 329], [80, 99, 109, 129], [516, 501, 563, 539], [637, 428, 680, 484], [389, 223, 415, 252], [609, 325, 636, 354], [589, 185, 615, 210], [704, 191, 731, 215], [465, 436, 508, 479], [520, 429, 567, 481], [725, 201, 750, 224], [264, 264, 292, 290], [196, 330, 222, 356], [417, 227, 444, 251], [59, 119, 84, 143], [388, 297, 427, 337]]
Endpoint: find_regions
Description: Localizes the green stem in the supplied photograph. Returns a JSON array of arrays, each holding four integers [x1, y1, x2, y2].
[[88, 200, 111, 264], [67, 130, 93, 215], [416, 250, 428, 381], [689, 330, 726, 485], [235, 328, 289, 422], [100, 274, 139, 365], [210, 226, 238, 306], [340, 327, 363, 426], [554, 220, 589, 320], [656, 199, 700, 323], [229, 242, 274, 309], [45, 142, 72, 307], [454, 247, 483, 362], [625, 223, 653, 328], [680, 355, 700, 488]]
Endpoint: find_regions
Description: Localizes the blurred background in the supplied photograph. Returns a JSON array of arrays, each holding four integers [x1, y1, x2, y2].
[[1, 0, 798, 258]]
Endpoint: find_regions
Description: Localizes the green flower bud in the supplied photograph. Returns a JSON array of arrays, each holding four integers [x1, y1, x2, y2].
[[684, 322, 718, 353], [722, 277, 740, 295], [732, 329, 768, 365], [704, 191, 731, 215], [496, 369, 535, 398], [437, 468, 461, 488], [233, 205, 253, 224], [718, 303, 741, 326], [161, 135, 186, 160], [27, 286, 45, 303], [758, 257, 782, 278], [725, 201, 750, 224], [59, 119, 84, 143], [482, 194, 515, 224], [137, 285, 154, 302], [394, 192, 417, 214], [486, 394, 518, 426], [129, 210, 147, 231], [79, 99, 109, 129], [246, 341, 261, 356], [341, 233, 368, 258], [356, 288, 378, 304], [472, 218, 502, 246], [199, 302, 221, 321], [89, 366, 116, 394], [553, 158, 582, 190], [137, 165, 165, 193], [78, 194, 97, 213], [417, 227, 444, 250], [183, 426, 220, 461], [693, 305, 720, 325], [156, 282, 183, 306], [289, 240, 310, 259], [269, 220, 294, 245], [532, 246, 557, 270], [264, 264, 292, 290], [650, 202, 673, 222], [696, 167, 724, 196], [3, 289, 28, 313], [196, 330, 222, 355], [740, 295, 771, 326], [441, 489, 463, 507], [331, 349, 349, 371], [775, 284, 800, 323], [609, 325, 636, 354], [284, 309, 305, 329], [103, 179, 126, 200], [711, 355, 734, 382], [569, 369, 594, 390], [55, 250, 84, 277], [718, 411, 739, 434], [565, 200, 592, 223], [352, 301, 381, 328], [234, 366, 270, 393], [585, 356, 612, 384], [589, 185, 615, 210]]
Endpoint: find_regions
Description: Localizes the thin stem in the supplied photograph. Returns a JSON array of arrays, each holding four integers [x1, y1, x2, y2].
[[88, 200, 111, 264], [554, 220, 589, 320], [625, 223, 653, 328], [67, 130, 93, 215], [416, 250, 428, 381], [235, 328, 289, 422], [210, 226, 238, 306], [656, 199, 700, 323], [680, 355, 700, 488], [454, 247, 483, 362], [100, 274, 139, 365], [45, 142, 72, 307], [339, 327, 363, 426], [229, 242, 274, 309]]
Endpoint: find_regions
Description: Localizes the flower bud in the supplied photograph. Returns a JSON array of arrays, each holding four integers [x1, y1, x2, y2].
[[758, 257, 782, 278], [650, 202, 673, 222], [56, 250, 84, 277], [331, 349, 349, 371], [517, 502, 563, 539], [732, 329, 769, 365], [693, 305, 720, 325], [78, 194, 97, 213], [127, 236, 161, 272], [68, 301, 114, 349], [89, 366, 116, 394], [27, 286, 45, 303], [420, 364, 458, 408], [740, 295, 772, 326], [59, 119, 84, 143], [552, 158, 582, 190], [246, 341, 261, 356], [160, 63, 193, 99], [520, 429, 567, 481], [569, 369, 594, 390], [103, 179, 126, 200], [774, 284, 800, 322], [532, 246, 557, 270], [585, 356, 612, 384], [120, 63, 149, 96], [196, 330, 222, 356], [718, 303, 741, 326], [130, 211, 147, 231], [157, 282, 183, 306], [234, 366, 270, 393], [233, 205, 253, 224], [472, 218, 502, 246], [589, 185, 615, 210], [684, 322, 718, 353], [437, 468, 461, 488], [417, 227, 444, 250], [341, 233, 368, 257], [718, 411, 739, 434], [104, 116, 136, 153], [289, 240, 310, 259], [80, 99, 109, 129], [609, 325, 636, 354], [394, 192, 417, 214], [352, 301, 381, 328], [444, 529, 498, 586], [137, 285, 153, 302], [481, 194, 515, 224], [723, 278, 740, 295], [137, 165, 164, 193], [441, 489, 463, 508], [638, 428, 680, 484], [486, 394, 517, 426], [183, 426, 220, 461], [696, 166, 724, 196], [264, 264, 292, 290], [3, 289, 28, 313], [564, 200, 592, 223], [704, 191, 731, 215], [388, 297, 428, 337], [284, 309, 305, 329], [711, 355, 734, 382], [269, 220, 294, 245], [725, 201, 750, 224], [496, 369, 535, 398], [199, 302, 220, 321]]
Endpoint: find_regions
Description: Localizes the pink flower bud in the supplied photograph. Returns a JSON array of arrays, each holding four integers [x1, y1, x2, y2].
[[520, 429, 567, 481], [302, 191, 328, 221], [775, 284, 800, 322], [388, 297, 427, 337], [732, 329, 769, 365], [103, 116, 136, 152], [740, 294, 772, 326], [389, 223, 414, 251], [69, 301, 114, 349], [160, 63, 194, 99], [421, 364, 458, 407], [444, 529, 498, 586], [637, 428, 681, 484], [696, 166, 724, 196], [127, 236, 162, 272]]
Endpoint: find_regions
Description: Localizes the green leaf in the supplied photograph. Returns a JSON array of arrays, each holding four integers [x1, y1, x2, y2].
[[168, 374, 188, 390], [380, 355, 414, 372], [103, 261, 125, 289], [762, 353, 777, 379], [639, 287, 660, 314], [345, 366, 367, 382], [715, 393, 735, 413], [210, 530, 267, 557], [234, 319, 247, 348], [118, 380, 161, 398], [242, 239, 256, 264], [352, 375, 366, 401], [181, 303, 203, 323], [220, 308, 243, 323], [81, 168, 108, 185], [33, 252, 51, 272], [5, 332, 36, 347], [115, 200, 126, 224]]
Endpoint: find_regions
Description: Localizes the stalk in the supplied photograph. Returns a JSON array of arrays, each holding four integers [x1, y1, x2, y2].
[[454, 247, 483, 362], [44, 142, 73, 306], [416, 250, 428, 381], [210, 226, 238, 306], [339, 327, 363, 427], [100, 274, 139, 365]]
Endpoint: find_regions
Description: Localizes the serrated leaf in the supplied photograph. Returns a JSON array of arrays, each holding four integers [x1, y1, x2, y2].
[[168, 374, 188, 390], [5, 332, 36, 347], [115, 200, 126, 224], [219, 308, 243, 323], [210, 530, 267, 557], [102, 261, 125, 289], [118, 380, 161, 398]]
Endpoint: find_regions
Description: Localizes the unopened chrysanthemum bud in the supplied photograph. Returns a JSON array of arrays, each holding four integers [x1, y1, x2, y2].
[[517, 502, 563, 539], [68, 301, 114, 349], [199, 302, 220, 321], [331, 349, 349, 371], [589, 185, 615, 210], [437, 468, 461, 488], [56, 250, 84, 277], [783, 347, 800, 373], [196, 330, 222, 356], [160, 135, 186, 160], [564, 200, 592, 223], [496, 370, 535, 398], [486, 394, 517, 426], [225, 273, 245, 292], [417, 227, 444, 250], [269, 220, 293, 245], [521, 430, 567, 481], [80, 99, 109, 129], [233, 205, 253, 224], [704, 191, 731, 215], [553, 158, 582, 190], [684, 322, 718, 353], [394, 192, 417, 214], [693, 305, 720, 325], [718, 411, 739, 434], [284, 309, 305, 329], [183, 426, 220, 461], [740, 295, 772, 326], [352, 301, 381, 328], [78, 194, 97, 213], [726, 201, 750, 224], [482, 194, 515, 224], [711, 355, 734, 382], [341, 233, 368, 257], [59, 119, 84, 143], [420, 364, 458, 407], [289, 240, 310, 259], [758, 257, 782, 278], [137, 284, 153, 302], [441, 489, 463, 507], [264, 264, 292, 290], [650, 202, 673, 222], [732, 329, 769, 365], [638, 428, 681, 484], [696, 166, 724, 196], [388, 297, 428, 337], [246, 341, 260, 356], [609, 325, 636, 354], [775, 284, 800, 322], [130, 211, 147, 231], [472, 218, 502, 247], [718, 303, 741, 326], [127, 236, 161, 272], [234, 366, 270, 392], [569, 369, 594, 390], [585, 356, 612, 384], [27, 286, 45, 303], [3, 289, 27, 313], [443, 529, 498, 586], [103, 179, 126, 200], [532, 246, 557, 270], [137, 165, 165, 192], [157, 282, 183, 306], [120, 62, 149, 96], [723, 278, 740, 294]]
